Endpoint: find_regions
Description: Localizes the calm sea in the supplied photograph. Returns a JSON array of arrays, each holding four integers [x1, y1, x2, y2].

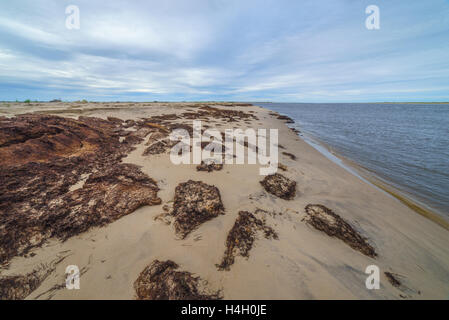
[[257, 103, 449, 218]]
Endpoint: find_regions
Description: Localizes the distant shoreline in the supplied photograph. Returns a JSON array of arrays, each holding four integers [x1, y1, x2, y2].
[[2, 101, 449, 104], [376, 102, 449, 104]]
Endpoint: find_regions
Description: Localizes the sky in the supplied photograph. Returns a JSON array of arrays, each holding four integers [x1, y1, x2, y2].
[[0, 0, 448, 102]]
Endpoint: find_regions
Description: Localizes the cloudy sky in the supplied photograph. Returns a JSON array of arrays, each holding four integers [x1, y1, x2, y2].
[[1, 0, 448, 102]]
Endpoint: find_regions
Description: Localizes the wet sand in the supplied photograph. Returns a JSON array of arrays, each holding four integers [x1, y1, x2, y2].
[[0, 102, 448, 300]]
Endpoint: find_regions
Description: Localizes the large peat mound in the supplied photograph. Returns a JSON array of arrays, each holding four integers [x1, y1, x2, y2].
[[216, 211, 278, 271], [260, 173, 296, 200], [304, 204, 377, 258], [0, 114, 161, 264], [134, 260, 221, 300], [169, 180, 225, 238]]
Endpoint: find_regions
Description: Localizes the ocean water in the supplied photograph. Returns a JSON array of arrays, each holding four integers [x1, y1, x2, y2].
[[257, 103, 449, 218]]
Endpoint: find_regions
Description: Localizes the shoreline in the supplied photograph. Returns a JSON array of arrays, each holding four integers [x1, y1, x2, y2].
[[263, 107, 449, 231], [300, 131, 449, 231]]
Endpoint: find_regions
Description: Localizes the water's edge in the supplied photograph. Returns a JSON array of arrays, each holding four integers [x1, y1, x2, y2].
[[305, 130, 448, 230], [264, 106, 449, 231]]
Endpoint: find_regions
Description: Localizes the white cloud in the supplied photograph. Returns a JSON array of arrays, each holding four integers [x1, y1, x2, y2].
[[0, 0, 448, 101]]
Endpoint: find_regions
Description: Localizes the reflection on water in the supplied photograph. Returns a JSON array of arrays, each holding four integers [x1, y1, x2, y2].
[[258, 102, 449, 218]]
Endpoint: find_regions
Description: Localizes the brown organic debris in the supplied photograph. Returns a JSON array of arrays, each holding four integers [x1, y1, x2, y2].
[[276, 114, 294, 123], [134, 260, 221, 300], [304, 204, 377, 258], [196, 161, 223, 172], [0, 269, 49, 300], [278, 163, 287, 171], [50, 164, 161, 240], [217, 211, 278, 271], [143, 140, 170, 155], [181, 105, 258, 122], [260, 173, 296, 200], [169, 180, 225, 238], [0, 114, 161, 264], [282, 151, 297, 160], [107, 116, 123, 124], [385, 272, 401, 288], [290, 127, 301, 135], [0, 255, 66, 300], [143, 122, 169, 132]]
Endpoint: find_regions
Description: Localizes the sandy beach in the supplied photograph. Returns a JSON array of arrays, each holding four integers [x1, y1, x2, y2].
[[0, 102, 448, 300]]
